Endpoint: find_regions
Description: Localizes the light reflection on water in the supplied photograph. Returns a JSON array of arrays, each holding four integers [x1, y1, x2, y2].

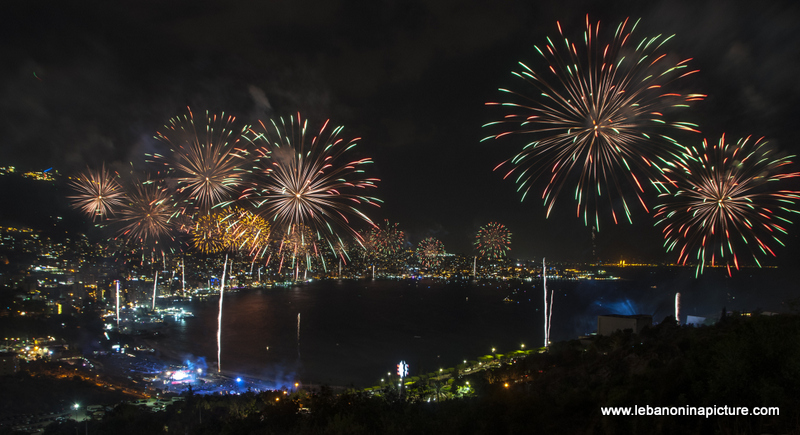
[[153, 268, 792, 387]]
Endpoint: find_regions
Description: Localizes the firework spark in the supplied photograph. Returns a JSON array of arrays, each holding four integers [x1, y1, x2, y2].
[[416, 237, 445, 269], [151, 108, 248, 211], [68, 165, 126, 220], [243, 113, 381, 255], [475, 222, 512, 259], [654, 134, 800, 276], [484, 15, 705, 228]]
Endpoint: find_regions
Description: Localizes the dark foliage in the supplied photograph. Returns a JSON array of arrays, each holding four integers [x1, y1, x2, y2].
[[36, 314, 800, 434]]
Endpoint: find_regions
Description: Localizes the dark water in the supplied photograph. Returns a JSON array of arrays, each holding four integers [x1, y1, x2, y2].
[[155, 267, 797, 388]]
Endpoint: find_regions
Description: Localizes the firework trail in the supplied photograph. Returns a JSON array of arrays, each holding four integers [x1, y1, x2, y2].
[[654, 134, 800, 276], [543, 258, 553, 347], [152, 271, 159, 311], [484, 15, 705, 228], [297, 313, 301, 359], [675, 292, 680, 323], [115, 280, 120, 330], [475, 222, 512, 259], [416, 237, 445, 269], [243, 113, 381, 259], [150, 108, 249, 212], [68, 164, 126, 220], [218, 253, 228, 372]]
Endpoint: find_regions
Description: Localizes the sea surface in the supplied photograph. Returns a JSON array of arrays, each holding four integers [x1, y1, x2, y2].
[[152, 266, 797, 388]]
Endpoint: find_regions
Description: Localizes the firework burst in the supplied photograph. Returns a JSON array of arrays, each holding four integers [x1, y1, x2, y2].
[[416, 237, 445, 269], [150, 108, 249, 211], [191, 208, 240, 254], [654, 134, 800, 276], [475, 222, 512, 259], [230, 208, 271, 257], [68, 164, 127, 220], [116, 180, 179, 246], [484, 15, 705, 228], [243, 113, 381, 254], [363, 220, 406, 264]]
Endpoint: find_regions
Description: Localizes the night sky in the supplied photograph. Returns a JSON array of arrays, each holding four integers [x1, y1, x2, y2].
[[3, 0, 800, 263]]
